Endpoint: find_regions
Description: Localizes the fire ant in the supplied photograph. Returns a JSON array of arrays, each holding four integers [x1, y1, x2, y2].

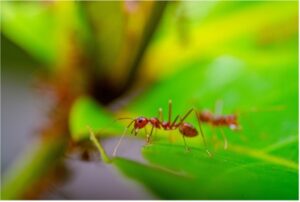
[[113, 100, 211, 156], [198, 100, 286, 150], [198, 110, 240, 130], [197, 100, 241, 150]]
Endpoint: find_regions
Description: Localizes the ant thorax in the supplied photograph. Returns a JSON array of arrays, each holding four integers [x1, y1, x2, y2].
[[161, 121, 173, 130], [149, 117, 161, 128]]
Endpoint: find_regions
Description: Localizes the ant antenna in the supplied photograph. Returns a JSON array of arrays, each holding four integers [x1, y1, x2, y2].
[[117, 117, 134, 121], [181, 135, 190, 152], [112, 128, 128, 156], [171, 115, 179, 127], [178, 108, 193, 125], [112, 120, 134, 156]]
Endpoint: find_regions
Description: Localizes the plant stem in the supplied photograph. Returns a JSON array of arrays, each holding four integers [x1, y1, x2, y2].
[[87, 126, 112, 163], [1, 137, 66, 199], [121, 1, 168, 92]]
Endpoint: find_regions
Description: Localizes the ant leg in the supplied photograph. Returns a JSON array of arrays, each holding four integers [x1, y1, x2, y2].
[[171, 115, 179, 128], [209, 125, 218, 148], [181, 135, 190, 152], [113, 120, 134, 156], [144, 127, 148, 143], [131, 126, 140, 136], [179, 108, 212, 156], [219, 128, 228, 150], [149, 126, 157, 144], [135, 128, 139, 136], [147, 125, 154, 144], [168, 99, 172, 123], [158, 108, 163, 122], [179, 108, 193, 124], [194, 110, 212, 157], [152, 128, 157, 142], [214, 99, 223, 116]]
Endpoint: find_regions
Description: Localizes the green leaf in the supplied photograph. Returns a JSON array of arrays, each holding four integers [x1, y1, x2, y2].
[[1, 2, 91, 68], [1, 2, 58, 64], [115, 144, 297, 199], [69, 96, 123, 141]]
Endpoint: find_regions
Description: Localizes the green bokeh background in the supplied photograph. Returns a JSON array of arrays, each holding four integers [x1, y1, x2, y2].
[[1, 1, 298, 200]]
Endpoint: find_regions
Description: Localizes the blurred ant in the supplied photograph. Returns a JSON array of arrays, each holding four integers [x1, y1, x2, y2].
[[113, 100, 211, 156], [199, 111, 240, 131], [198, 100, 286, 149], [197, 100, 285, 149], [197, 100, 241, 150]]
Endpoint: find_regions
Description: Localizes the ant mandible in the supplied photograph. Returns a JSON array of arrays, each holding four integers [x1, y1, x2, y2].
[[113, 100, 211, 156]]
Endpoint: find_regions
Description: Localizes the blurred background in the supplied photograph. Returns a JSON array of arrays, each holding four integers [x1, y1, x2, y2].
[[1, 1, 298, 199]]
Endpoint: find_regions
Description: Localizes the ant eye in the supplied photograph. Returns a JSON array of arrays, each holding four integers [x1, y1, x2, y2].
[[137, 117, 146, 123]]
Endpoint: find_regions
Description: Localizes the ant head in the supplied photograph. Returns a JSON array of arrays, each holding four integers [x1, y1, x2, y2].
[[134, 116, 149, 129], [226, 115, 241, 131], [226, 115, 238, 124]]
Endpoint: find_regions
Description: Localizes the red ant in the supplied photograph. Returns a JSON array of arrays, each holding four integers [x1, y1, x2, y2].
[[198, 100, 284, 149], [198, 110, 240, 150], [196, 100, 241, 150], [198, 100, 286, 150], [198, 110, 240, 130], [113, 100, 211, 156]]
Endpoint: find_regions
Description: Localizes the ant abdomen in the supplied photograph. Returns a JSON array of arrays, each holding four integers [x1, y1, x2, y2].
[[212, 115, 226, 125], [179, 122, 198, 137]]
